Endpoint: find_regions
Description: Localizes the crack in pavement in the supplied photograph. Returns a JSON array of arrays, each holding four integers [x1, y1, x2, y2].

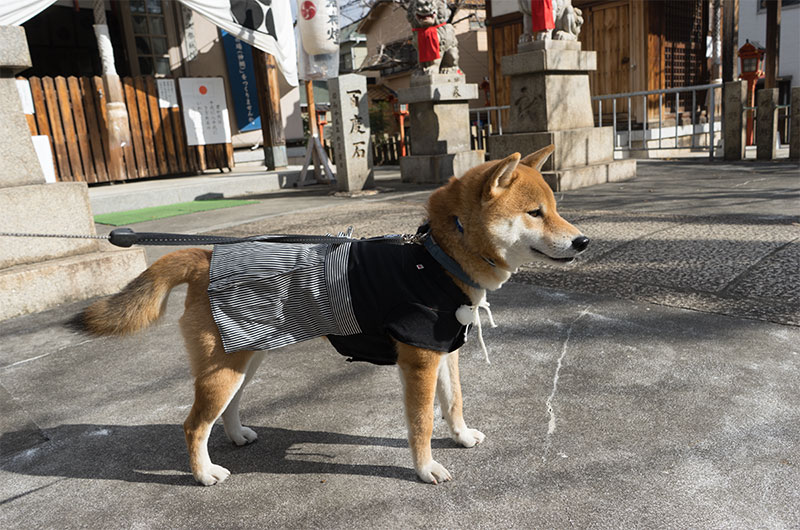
[[542, 306, 592, 463]]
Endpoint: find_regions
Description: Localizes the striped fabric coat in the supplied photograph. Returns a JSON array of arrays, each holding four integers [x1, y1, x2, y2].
[[207, 240, 471, 365]]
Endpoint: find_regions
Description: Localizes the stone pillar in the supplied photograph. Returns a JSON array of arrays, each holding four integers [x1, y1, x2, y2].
[[0, 25, 146, 321], [397, 74, 484, 183], [0, 28, 42, 188], [756, 88, 779, 160], [723, 80, 747, 160], [790, 87, 800, 161], [486, 40, 635, 191], [329, 74, 373, 191]]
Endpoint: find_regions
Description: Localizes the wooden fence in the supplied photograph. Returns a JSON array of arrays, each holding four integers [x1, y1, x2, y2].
[[322, 134, 407, 166], [20, 75, 233, 183], [371, 134, 407, 165]]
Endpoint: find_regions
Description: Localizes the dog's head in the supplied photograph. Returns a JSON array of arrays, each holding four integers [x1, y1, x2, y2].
[[431, 145, 588, 277], [478, 146, 588, 269]]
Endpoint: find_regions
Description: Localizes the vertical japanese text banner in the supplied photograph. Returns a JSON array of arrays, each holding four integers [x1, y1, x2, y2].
[[221, 31, 261, 133]]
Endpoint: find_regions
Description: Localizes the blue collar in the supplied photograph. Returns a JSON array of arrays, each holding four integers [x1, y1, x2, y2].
[[454, 216, 496, 268], [422, 233, 483, 290]]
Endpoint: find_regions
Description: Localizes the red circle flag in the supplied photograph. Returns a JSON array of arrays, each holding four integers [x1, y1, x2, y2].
[[199, 85, 208, 95], [300, 1, 316, 20]]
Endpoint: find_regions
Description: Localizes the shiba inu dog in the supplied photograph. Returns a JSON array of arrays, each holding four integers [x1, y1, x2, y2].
[[72, 145, 588, 486]]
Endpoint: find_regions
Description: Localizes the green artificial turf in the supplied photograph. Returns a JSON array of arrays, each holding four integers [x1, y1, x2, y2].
[[94, 199, 259, 226]]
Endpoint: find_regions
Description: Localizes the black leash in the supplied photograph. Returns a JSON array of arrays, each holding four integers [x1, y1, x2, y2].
[[106, 228, 408, 247], [0, 228, 408, 248]]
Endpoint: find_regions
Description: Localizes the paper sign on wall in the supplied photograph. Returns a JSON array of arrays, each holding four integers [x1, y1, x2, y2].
[[156, 79, 179, 108], [32, 135, 56, 183], [16, 79, 34, 114], [177, 77, 231, 146]]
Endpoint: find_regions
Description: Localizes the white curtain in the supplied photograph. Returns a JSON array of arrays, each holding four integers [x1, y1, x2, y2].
[[178, 0, 298, 87], [0, 0, 56, 26], [1, 0, 297, 87]]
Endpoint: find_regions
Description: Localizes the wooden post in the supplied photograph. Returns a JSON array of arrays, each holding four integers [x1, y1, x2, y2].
[[252, 49, 287, 169], [93, 0, 130, 180], [305, 80, 318, 137], [722, 0, 739, 83], [711, 0, 722, 80], [297, 79, 334, 186], [764, 0, 781, 90], [305, 80, 321, 181]]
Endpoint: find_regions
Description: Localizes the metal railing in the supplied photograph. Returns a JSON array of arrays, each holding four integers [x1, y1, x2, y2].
[[469, 84, 792, 159], [745, 104, 793, 147], [469, 105, 508, 150], [592, 83, 724, 159]]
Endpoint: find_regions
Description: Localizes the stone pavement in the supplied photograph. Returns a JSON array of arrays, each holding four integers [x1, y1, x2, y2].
[[1, 159, 798, 528]]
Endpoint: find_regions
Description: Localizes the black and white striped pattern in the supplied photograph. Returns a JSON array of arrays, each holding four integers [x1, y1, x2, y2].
[[207, 242, 361, 353]]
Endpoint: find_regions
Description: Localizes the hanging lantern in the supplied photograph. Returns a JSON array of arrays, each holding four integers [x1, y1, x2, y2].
[[296, 0, 339, 56]]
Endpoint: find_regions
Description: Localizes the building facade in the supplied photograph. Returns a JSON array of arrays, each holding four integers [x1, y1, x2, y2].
[[487, 0, 717, 124], [20, 0, 304, 152]]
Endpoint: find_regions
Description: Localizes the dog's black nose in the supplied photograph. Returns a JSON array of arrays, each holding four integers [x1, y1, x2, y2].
[[571, 235, 590, 252]]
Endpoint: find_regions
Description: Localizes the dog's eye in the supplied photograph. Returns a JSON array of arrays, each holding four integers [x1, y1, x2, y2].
[[527, 209, 541, 218]]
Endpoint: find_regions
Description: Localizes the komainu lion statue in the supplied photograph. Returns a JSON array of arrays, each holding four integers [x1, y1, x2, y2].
[[407, 0, 459, 74], [518, 0, 584, 43]]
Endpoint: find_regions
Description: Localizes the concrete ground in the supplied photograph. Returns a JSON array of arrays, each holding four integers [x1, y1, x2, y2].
[[1, 160, 798, 528]]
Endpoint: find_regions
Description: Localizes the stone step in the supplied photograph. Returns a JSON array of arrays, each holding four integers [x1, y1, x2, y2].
[[399, 150, 485, 184], [0, 182, 100, 269], [486, 127, 615, 169], [0, 246, 146, 321], [542, 159, 637, 192], [502, 49, 597, 75]]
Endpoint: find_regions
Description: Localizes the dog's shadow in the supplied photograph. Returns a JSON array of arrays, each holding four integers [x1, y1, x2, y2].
[[1, 424, 463, 486]]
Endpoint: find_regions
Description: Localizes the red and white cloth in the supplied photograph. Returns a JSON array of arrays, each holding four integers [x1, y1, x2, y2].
[[413, 23, 446, 63], [530, 0, 555, 32]]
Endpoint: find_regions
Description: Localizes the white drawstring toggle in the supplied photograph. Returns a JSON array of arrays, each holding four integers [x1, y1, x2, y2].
[[455, 295, 498, 364]]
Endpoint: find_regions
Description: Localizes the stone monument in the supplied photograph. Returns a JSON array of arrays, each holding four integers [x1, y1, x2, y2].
[[0, 25, 146, 321], [756, 88, 779, 160], [329, 74, 374, 191], [723, 80, 747, 160], [487, 2, 635, 191], [398, 0, 483, 183]]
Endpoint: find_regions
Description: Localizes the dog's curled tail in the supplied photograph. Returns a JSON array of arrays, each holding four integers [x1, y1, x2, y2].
[[69, 248, 211, 336]]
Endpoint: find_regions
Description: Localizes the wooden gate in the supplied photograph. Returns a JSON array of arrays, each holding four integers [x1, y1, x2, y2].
[[20, 75, 233, 183], [579, 1, 631, 106], [486, 13, 523, 128]]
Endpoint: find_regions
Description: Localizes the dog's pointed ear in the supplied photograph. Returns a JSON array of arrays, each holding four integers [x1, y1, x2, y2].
[[520, 144, 555, 172], [485, 153, 521, 199]]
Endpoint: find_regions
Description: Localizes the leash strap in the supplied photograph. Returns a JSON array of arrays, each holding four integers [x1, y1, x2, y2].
[[107, 228, 405, 248]]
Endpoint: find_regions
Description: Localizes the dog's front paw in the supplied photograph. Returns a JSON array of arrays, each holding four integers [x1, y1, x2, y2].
[[194, 464, 231, 486], [229, 426, 258, 446], [454, 428, 485, 448], [416, 460, 452, 485]]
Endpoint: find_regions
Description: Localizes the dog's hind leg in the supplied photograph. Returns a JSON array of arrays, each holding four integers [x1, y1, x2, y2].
[[436, 351, 485, 448], [183, 356, 252, 486], [396, 342, 451, 484], [179, 276, 254, 485], [222, 351, 265, 446]]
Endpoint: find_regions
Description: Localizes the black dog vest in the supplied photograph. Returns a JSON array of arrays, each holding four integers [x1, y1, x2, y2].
[[208, 240, 472, 365]]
